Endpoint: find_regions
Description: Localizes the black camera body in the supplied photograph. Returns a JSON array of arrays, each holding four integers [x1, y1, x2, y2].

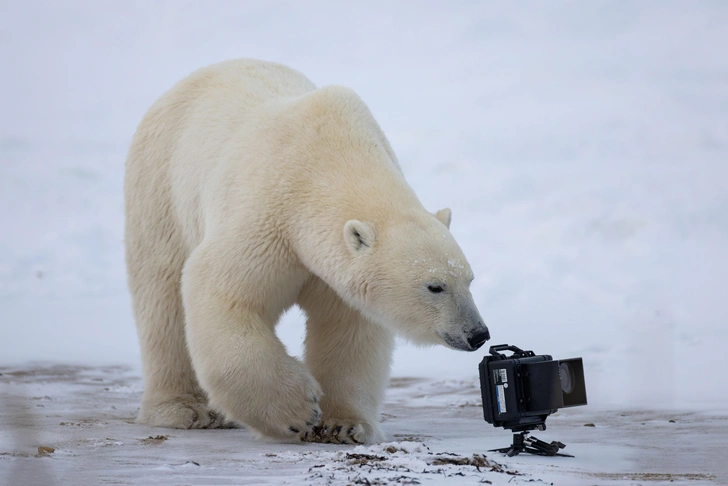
[[479, 344, 587, 432]]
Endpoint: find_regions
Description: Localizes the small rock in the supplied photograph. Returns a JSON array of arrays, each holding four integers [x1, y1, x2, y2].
[[140, 435, 169, 445], [669, 419, 676, 423], [37, 446, 55, 455], [583, 423, 596, 427]]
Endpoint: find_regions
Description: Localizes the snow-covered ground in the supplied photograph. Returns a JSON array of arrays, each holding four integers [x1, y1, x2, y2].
[[1, 1, 727, 484], [1, 365, 723, 485]]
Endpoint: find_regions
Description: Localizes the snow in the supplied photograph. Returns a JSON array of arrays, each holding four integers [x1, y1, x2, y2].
[[1, 1, 727, 484], [1, 365, 723, 485]]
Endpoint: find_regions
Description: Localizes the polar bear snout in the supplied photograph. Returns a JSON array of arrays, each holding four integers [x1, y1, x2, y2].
[[439, 321, 490, 352], [467, 327, 491, 350]]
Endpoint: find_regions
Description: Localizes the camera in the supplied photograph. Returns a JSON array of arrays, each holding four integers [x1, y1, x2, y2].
[[478, 344, 588, 456]]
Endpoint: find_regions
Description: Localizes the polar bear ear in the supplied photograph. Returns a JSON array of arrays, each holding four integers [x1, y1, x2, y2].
[[434, 208, 452, 229], [344, 220, 376, 254]]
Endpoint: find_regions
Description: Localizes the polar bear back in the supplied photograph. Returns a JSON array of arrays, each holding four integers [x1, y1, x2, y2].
[[126, 60, 315, 248], [128, 59, 406, 257]]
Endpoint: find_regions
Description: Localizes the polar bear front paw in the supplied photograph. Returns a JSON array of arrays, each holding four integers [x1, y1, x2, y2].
[[274, 386, 323, 440], [138, 394, 233, 429], [247, 357, 323, 440], [302, 418, 381, 444], [286, 406, 323, 437]]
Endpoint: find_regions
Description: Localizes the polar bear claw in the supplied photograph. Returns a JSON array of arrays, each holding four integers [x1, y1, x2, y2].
[[303, 419, 376, 444]]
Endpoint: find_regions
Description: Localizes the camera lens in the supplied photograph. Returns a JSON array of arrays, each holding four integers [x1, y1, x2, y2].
[[559, 362, 575, 394]]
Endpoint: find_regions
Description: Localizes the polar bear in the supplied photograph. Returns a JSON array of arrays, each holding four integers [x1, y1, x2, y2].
[[124, 59, 489, 444]]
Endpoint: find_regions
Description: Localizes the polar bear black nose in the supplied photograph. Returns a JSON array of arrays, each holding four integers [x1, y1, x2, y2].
[[467, 328, 490, 350]]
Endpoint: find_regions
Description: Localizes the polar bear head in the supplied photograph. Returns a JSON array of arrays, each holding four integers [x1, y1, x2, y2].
[[342, 208, 489, 351]]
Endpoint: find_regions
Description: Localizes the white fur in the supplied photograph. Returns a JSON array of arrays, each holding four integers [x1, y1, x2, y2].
[[124, 59, 485, 443]]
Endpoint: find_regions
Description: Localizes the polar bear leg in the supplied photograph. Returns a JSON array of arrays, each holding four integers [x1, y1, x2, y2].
[[181, 242, 323, 440], [298, 277, 395, 444], [127, 239, 228, 429]]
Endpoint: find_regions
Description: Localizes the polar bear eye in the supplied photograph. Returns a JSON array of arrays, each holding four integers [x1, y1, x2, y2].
[[427, 284, 445, 294]]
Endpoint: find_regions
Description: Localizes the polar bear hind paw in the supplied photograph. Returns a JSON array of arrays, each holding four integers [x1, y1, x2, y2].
[[137, 395, 234, 429]]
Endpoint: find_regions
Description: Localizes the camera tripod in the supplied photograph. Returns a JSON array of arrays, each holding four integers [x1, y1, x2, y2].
[[490, 431, 573, 457]]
